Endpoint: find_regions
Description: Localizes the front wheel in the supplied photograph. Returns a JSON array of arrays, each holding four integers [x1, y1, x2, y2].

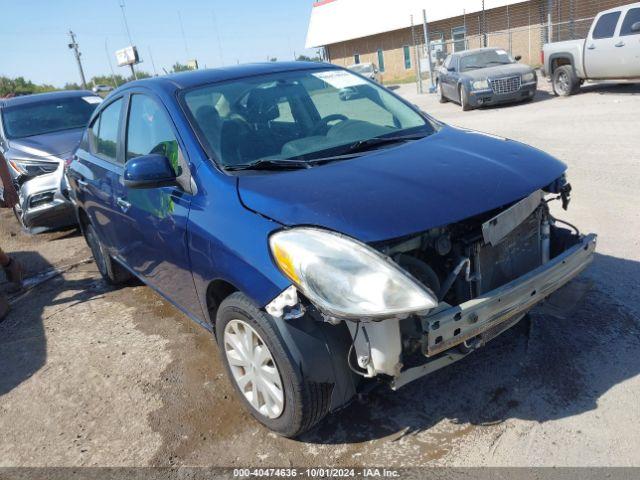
[[216, 292, 332, 438], [459, 85, 472, 111], [437, 81, 448, 103]]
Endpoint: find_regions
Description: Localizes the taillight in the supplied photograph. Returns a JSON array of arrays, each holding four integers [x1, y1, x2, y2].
[[540, 50, 545, 65]]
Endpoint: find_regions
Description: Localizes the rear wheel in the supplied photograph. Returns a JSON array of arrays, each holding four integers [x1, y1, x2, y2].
[[84, 223, 132, 285], [216, 292, 332, 438], [552, 65, 579, 96]]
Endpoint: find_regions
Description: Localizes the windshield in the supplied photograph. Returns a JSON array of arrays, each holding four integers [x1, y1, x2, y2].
[[459, 49, 514, 72], [183, 68, 434, 169], [1, 95, 100, 139], [349, 64, 374, 74]]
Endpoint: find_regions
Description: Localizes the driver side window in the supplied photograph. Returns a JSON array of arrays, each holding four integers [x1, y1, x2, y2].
[[126, 94, 183, 177]]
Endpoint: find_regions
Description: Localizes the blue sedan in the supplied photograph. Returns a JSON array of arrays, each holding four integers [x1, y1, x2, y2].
[[67, 62, 595, 437]]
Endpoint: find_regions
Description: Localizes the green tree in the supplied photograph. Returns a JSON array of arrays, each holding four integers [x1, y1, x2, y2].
[[296, 54, 322, 62], [171, 62, 192, 73]]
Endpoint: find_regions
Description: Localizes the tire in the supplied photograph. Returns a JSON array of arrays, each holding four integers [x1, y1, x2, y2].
[[216, 292, 332, 438], [459, 85, 472, 111], [437, 81, 448, 103], [84, 223, 132, 285], [552, 65, 580, 97]]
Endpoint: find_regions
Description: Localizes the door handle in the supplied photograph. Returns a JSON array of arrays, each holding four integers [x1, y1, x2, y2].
[[116, 197, 131, 213], [615, 41, 625, 47], [587, 44, 596, 50], [77, 179, 88, 188]]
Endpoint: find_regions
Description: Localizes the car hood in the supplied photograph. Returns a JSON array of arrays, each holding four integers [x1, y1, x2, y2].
[[461, 63, 533, 80], [237, 126, 566, 243], [7, 128, 84, 160]]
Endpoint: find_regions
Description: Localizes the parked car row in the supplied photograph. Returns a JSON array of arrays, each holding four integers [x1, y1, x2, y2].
[[431, 2, 640, 110]]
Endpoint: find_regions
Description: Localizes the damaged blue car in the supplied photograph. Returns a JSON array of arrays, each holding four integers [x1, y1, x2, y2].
[[66, 62, 596, 437]]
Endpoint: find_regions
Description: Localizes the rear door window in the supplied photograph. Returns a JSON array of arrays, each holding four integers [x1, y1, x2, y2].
[[592, 11, 622, 39], [91, 98, 123, 163], [620, 8, 640, 36]]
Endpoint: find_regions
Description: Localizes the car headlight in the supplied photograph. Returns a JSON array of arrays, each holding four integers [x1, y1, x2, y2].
[[522, 72, 536, 83], [7, 158, 59, 177], [471, 79, 490, 90], [269, 227, 438, 319]]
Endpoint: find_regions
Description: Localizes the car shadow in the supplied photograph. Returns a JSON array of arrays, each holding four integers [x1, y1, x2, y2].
[[0, 251, 110, 397], [299, 252, 640, 444], [581, 82, 640, 96]]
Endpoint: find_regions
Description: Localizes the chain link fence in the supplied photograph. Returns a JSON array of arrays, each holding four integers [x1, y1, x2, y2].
[[408, 0, 623, 91]]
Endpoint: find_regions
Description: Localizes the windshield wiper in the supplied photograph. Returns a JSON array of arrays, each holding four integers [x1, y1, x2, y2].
[[223, 158, 312, 171], [487, 61, 511, 65], [346, 133, 428, 154]]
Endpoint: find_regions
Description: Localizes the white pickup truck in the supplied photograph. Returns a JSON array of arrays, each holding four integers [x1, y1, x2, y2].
[[542, 2, 640, 96]]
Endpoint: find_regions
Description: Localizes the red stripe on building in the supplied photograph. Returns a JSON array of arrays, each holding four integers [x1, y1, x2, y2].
[[313, 0, 338, 7]]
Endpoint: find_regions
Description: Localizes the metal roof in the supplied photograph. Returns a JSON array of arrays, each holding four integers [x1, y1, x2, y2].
[[306, 0, 527, 48]]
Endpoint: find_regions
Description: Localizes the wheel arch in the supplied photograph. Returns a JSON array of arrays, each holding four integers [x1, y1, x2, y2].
[[549, 53, 577, 76], [205, 278, 239, 330]]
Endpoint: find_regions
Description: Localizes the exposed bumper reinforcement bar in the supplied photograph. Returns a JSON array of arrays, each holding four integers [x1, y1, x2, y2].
[[391, 233, 597, 390]]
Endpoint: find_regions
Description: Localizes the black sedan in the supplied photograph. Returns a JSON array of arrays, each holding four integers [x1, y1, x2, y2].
[[436, 48, 537, 111]]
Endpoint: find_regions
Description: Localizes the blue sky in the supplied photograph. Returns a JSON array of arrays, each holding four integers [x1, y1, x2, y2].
[[0, 0, 317, 87]]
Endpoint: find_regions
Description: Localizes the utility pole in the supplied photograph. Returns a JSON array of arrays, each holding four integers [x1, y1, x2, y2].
[[68, 30, 87, 89]]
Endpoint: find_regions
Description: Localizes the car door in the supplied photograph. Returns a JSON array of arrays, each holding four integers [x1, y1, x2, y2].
[[441, 55, 458, 99], [72, 97, 127, 254], [585, 9, 624, 78], [118, 92, 201, 318], [618, 6, 640, 77]]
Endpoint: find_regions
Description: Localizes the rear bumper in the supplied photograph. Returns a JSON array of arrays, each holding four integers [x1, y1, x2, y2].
[[469, 82, 538, 107], [391, 233, 597, 390]]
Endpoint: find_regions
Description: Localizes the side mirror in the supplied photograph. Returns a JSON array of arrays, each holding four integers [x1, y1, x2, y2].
[[515, 55, 522, 62], [124, 154, 177, 189], [632, 21, 640, 33]]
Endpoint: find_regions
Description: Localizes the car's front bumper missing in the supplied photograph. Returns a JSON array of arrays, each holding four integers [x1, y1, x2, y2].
[[391, 233, 597, 390]]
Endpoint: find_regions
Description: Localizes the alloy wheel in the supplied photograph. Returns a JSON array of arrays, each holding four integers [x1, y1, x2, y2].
[[224, 319, 285, 419], [557, 72, 570, 95]]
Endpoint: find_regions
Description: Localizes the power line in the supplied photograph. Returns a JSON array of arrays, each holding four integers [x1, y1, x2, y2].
[[178, 11, 190, 58], [67, 30, 87, 89], [104, 38, 120, 87], [119, 0, 134, 46]]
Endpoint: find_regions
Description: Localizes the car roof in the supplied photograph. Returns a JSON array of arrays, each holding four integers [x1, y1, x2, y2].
[[0, 89, 97, 108], [454, 47, 508, 58], [121, 61, 337, 93]]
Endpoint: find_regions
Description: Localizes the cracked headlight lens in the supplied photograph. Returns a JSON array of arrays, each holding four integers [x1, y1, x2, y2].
[[471, 79, 490, 90], [270, 227, 438, 319]]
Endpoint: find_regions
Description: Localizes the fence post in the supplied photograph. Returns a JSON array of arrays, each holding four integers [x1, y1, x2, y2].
[[410, 15, 423, 94], [422, 9, 435, 93]]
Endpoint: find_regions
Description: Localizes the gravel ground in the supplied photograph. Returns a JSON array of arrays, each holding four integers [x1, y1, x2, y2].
[[0, 79, 639, 467]]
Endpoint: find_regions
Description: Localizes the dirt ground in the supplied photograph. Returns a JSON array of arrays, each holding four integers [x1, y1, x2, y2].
[[1, 79, 639, 467]]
